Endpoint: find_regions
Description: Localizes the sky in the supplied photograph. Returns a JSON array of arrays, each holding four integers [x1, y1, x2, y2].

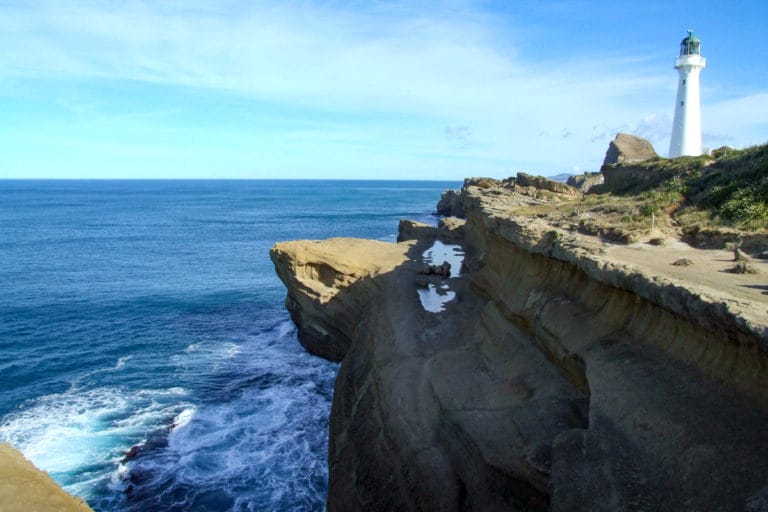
[[1, 0, 767, 180]]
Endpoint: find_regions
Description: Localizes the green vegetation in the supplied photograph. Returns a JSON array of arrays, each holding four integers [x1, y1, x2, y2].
[[688, 144, 768, 230], [508, 143, 768, 242], [596, 143, 768, 232]]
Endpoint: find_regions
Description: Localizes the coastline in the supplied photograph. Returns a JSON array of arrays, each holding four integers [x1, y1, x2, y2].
[[272, 177, 768, 510]]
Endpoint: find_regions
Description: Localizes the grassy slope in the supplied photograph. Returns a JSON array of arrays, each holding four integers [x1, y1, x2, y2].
[[512, 143, 768, 243]]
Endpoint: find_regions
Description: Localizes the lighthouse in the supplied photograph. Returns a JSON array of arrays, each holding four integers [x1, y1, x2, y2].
[[669, 30, 706, 157]]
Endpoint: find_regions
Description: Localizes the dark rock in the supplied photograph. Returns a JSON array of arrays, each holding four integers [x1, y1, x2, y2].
[[746, 486, 768, 512], [602, 133, 657, 167], [123, 445, 142, 461], [649, 237, 666, 246], [672, 258, 694, 266], [418, 261, 451, 277], [415, 276, 431, 288], [437, 189, 464, 217]]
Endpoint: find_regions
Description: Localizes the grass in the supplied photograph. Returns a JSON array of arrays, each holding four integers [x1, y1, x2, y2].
[[505, 143, 768, 241]]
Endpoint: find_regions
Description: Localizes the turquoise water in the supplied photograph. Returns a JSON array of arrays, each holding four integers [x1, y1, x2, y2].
[[0, 180, 457, 511]]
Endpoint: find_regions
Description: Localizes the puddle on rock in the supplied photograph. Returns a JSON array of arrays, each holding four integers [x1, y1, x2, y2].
[[417, 241, 465, 313]]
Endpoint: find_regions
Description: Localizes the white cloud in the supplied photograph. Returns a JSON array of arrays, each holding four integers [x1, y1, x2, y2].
[[704, 92, 768, 148], [1, 0, 765, 178]]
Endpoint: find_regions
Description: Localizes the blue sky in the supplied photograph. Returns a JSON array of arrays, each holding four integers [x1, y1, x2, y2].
[[1, 0, 767, 179]]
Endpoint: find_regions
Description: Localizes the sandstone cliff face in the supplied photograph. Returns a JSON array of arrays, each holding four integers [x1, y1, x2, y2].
[[270, 238, 413, 361], [271, 186, 768, 511], [0, 443, 94, 512]]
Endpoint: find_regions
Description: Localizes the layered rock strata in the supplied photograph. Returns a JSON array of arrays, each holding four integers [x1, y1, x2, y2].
[[270, 184, 768, 511]]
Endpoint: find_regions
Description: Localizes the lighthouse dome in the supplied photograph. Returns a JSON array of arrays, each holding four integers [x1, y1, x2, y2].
[[680, 30, 701, 56]]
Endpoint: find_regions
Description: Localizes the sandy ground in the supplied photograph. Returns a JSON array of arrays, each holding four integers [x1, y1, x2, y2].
[[604, 232, 768, 322]]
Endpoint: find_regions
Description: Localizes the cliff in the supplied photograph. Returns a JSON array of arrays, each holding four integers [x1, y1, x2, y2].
[[0, 443, 94, 512], [270, 182, 768, 511]]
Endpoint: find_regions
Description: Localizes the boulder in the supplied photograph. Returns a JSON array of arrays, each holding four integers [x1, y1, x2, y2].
[[418, 261, 451, 277], [602, 133, 657, 166]]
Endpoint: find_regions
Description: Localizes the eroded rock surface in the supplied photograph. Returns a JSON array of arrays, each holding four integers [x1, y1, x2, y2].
[[270, 238, 413, 361], [271, 184, 768, 511]]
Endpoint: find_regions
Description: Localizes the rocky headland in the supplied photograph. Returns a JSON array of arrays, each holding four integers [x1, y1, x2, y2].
[[271, 141, 768, 511]]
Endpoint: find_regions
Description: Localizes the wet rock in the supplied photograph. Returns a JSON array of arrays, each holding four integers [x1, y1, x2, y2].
[[415, 276, 431, 288], [123, 445, 142, 461], [418, 261, 451, 277]]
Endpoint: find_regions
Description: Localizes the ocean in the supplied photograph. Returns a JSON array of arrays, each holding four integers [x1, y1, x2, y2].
[[0, 180, 458, 511]]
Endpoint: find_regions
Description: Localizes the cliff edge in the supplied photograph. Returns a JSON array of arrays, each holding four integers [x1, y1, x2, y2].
[[270, 181, 768, 511], [0, 443, 93, 512]]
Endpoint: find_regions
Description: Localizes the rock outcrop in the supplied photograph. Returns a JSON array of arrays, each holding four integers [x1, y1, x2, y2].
[[567, 171, 604, 193], [0, 443, 93, 512], [270, 238, 413, 361], [515, 172, 581, 197], [398, 218, 466, 243], [602, 133, 657, 167], [271, 184, 768, 511], [436, 188, 464, 217]]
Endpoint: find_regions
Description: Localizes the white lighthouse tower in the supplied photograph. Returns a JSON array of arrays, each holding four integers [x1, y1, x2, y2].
[[669, 30, 706, 157]]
